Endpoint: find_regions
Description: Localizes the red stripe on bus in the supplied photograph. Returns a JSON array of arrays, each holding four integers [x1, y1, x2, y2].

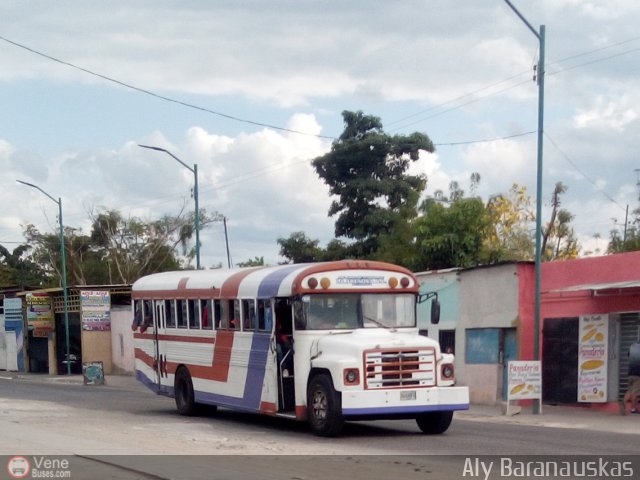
[[134, 332, 216, 344], [220, 268, 260, 298], [207, 330, 234, 381], [178, 277, 189, 290], [132, 288, 223, 300], [259, 401, 277, 415], [295, 405, 307, 421], [134, 348, 154, 369], [291, 260, 420, 295]]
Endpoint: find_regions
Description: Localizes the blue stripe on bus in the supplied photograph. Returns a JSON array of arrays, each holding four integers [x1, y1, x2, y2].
[[342, 403, 469, 416], [256, 264, 305, 299], [193, 332, 272, 412]]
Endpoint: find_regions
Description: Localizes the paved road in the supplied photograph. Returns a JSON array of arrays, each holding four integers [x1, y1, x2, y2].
[[1, 377, 639, 479]]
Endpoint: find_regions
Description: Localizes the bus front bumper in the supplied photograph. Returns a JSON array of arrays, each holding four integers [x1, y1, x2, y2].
[[340, 385, 469, 418]]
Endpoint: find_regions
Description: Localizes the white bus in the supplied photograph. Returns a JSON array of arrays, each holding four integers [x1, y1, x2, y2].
[[132, 260, 469, 436]]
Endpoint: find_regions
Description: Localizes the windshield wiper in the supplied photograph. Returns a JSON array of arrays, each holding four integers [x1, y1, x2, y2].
[[362, 314, 391, 329]]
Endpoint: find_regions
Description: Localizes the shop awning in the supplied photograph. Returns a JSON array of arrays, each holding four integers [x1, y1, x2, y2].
[[547, 280, 640, 293]]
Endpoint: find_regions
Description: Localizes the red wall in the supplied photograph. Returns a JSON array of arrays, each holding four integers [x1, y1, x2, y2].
[[517, 263, 536, 360], [543, 250, 640, 292], [518, 252, 640, 361], [541, 252, 640, 319]]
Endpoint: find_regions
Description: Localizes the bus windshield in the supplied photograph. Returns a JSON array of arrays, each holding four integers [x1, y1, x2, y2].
[[299, 293, 416, 330]]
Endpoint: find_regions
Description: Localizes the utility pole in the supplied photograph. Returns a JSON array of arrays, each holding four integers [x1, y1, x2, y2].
[[139, 145, 201, 269], [503, 0, 545, 414], [17, 180, 72, 375]]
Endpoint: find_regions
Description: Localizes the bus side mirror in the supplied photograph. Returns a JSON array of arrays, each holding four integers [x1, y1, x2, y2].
[[430, 299, 440, 325]]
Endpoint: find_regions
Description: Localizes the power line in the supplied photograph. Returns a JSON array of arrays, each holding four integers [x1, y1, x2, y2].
[[544, 131, 626, 211], [2, 31, 638, 147], [434, 130, 535, 146], [548, 45, 640, 76], [0, 34, 335, 140], [389, 36, 640, 131]]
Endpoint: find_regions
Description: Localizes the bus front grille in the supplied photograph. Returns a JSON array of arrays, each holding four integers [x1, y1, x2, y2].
[[364, 347, 436, 389]]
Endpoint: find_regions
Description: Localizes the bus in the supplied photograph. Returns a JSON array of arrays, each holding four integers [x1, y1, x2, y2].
[[131, 260, 469, 436]]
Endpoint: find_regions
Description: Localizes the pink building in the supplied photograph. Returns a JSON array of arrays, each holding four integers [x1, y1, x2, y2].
[[418, 253, 640, 408], [539, 251, 640, 411]]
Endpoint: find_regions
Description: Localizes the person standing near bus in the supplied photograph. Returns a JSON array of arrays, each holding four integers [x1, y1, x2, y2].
[[621, 342, 640, 414]]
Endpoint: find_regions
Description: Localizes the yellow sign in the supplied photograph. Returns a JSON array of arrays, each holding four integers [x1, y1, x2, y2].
[[577, 314, 608, 403], [26, 293, 53, 331]]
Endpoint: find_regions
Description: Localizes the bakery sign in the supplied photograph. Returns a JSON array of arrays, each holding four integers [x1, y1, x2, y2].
[[577, 314, 608, 403], [507, 360, 542, 401]]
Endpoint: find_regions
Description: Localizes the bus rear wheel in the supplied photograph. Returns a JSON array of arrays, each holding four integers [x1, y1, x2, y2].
[[307, 374, 343, 437], [416, 411, 453, 434], [175, 367, 198, 416]]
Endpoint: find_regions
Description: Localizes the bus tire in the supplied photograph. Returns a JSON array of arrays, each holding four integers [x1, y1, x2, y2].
[[175, 367, 198, 416], [416, 411, 453, 434], [307, 374, 343, 437]]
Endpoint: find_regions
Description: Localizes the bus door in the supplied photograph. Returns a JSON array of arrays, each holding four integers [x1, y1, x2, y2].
[[152, 300, 167, 393], [274, 298, 295, 412]]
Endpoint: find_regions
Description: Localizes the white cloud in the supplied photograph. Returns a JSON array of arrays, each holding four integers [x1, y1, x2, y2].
[[573, 95, 638, 131], [1, 1, 640, 268]]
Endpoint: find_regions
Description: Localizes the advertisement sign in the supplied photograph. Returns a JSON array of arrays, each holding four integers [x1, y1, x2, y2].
[[82, 361, 105, 385], [577, 314, 608, 402], [26, 293, 53, 334], [80, 290, 111, 331], [507, 360, 542, 400]]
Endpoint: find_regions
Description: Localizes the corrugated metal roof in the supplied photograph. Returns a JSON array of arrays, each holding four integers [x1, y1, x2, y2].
[[547, 280, 640, 293]]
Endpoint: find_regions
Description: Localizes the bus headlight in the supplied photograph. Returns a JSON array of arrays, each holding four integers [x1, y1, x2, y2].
[[441, 364, 454, 380], [344, 368, 360, 385]]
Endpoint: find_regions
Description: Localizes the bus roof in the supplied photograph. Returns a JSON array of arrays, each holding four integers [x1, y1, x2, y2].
[[131, 260, 419, 300]]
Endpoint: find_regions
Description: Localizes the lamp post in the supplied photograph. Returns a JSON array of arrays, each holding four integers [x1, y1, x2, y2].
[[503, 0, 545, 414], [138, 144, 201, 269], [17, 180, 71, 375]]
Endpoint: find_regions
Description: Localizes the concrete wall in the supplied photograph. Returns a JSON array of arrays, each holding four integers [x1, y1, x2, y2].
[[418, 263, 524, 405], [81, 330, 113, 374], [416, 268, 461, 334], [110, 305, 135, 374], [458, 264, 522, 404]]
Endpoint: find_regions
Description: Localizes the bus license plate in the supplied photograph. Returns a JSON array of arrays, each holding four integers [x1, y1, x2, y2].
[[400, 390, 416, 401]]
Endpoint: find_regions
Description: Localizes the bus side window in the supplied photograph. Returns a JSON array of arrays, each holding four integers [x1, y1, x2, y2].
[[228, 299, 240, 330], [258, 299, 272, 332], [176, 300, 187, 329], [201, 300, 213, 330], [188, 299, 199, 329], [132, 300, 143, 330], [165, 300, 176, 328], [155, 300, 164, 329], [213, 300, 222, 329], [143, 300, 153, 327], [242, 299, 256, 331]]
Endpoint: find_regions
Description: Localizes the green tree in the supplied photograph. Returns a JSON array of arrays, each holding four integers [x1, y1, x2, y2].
[[414, 196, 490, 270], [312, 110, 434, 257], [277, 231, 323, 263], [89, 208, 197, 283], [0, 244, 47, 287], [21, 206, 214, 286], [608, 208, 640, 253], [236, 256, 265, 267], [540, 182, 579, 260], [483, 183, 535, 262], [22, 224, 99, 286]]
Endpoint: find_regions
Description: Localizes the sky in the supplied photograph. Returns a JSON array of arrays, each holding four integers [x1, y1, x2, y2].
[[1, 1, 639, 269]]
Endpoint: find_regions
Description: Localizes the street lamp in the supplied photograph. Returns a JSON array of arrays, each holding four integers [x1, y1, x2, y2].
[[17, 180, 72, 375], [138, 144, 201, 269], [503, 0, 545, 414]]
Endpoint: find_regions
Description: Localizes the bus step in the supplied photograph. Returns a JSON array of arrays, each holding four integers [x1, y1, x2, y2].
[[276, 411, 297, 419]]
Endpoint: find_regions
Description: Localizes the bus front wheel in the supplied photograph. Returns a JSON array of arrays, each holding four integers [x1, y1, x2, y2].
[[307, 374, 343, 437], [416, 411, 453, 434], [175, 367, 198, 416]]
